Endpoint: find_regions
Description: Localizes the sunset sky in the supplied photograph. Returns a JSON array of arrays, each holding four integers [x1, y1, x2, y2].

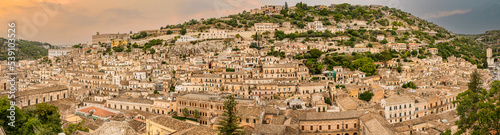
[[1, 0, 499, 45]]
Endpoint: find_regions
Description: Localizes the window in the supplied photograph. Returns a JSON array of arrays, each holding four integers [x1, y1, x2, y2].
[[328, 125, 331, 130], [246, 118, 249, 123], [310, 126, 313, 130], [345, 124, 348, 128], [319, 126, 322, 130], [337, 125, 339, 129], [301, 126, 304, 130]]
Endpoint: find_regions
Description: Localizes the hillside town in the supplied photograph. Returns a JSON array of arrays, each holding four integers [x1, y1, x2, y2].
[[1, 3, 498, 135]]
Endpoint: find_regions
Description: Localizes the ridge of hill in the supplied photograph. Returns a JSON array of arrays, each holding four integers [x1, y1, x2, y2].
[[145, 3, 488, 68], [0, 37, 55, 60]]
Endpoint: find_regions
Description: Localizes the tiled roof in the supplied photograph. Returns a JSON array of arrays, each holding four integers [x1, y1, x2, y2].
[[298, 111, 364, 120], [149, 115, 194, 131], [77, 105, 118, 117]]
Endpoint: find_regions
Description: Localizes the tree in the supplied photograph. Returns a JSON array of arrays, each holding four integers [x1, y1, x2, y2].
[[274, 30, 286, 40], [252, 32, 262, 41], [359, 91, 374, 102], [194, 109, 201, 120], [310, 49, 322, 58], [169, 84, 176, 92], [218, 95, 243, 135], [35, 103, 62, 132], [180, 29, 187, 35], [235, 34, 242, 39], [380, 39, 388, 44], [154, 90, 160, 94], [166, 30, 173, 35], [440, 129, 451, 135], [0, 97, 63, 135], [150, 49, 156, 54], [140, 31, 147, 38], [367, 43, 373, 48], [226, 68, 235, 72], [64, 120, 89, 135], [402, 81, 417, 89], [411, 50, 418, 56], [454, 71, 500, 135], [324, 97, 332, 105], [182, 108, 189, 117], [352, 57, 377, 76], [468, 70, 482, 94]]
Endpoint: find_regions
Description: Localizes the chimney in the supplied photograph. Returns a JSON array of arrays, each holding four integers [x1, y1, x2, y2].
[[96, 32, 99, 35]]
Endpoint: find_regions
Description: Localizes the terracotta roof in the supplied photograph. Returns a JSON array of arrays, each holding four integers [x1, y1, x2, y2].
[[77, 105, 118, 117], [360, 112, 397, 135], [172, 126, 217, 135], [149, 115, 194, 131], [252, 124, 287, 135], [338, 97, 366, 110], [17, 85, 68, 97]]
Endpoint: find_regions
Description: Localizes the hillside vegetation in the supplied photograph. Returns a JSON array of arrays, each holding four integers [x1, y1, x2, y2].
[[152, 3, 489, 69], [0, 37, 54, 60]]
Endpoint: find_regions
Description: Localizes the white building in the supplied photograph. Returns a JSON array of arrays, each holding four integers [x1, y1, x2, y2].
[[381, 96, 415, 124], [176, 35, 198, 43], [133, 71, 147, 81], [48, 48, 72, 58], [307, 21, 326, 31], [376, 35, 385, 41], [254, 23, 279, 32], [200, 28, 228, 39]]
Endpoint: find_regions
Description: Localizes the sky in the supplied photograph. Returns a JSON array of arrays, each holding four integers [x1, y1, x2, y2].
[[1, 0, 499, 45]]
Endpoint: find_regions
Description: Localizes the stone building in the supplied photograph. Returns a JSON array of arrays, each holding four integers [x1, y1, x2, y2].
[[12, 85, 69, 108], [176, 94, 255, 126], [298, 111, 364, 135], [254, 23, 280, 32], [381, 96, 415, 124], [91, 32, 129, 45]]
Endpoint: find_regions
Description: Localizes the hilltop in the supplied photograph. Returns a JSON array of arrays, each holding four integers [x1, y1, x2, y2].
[[123, 3, 488, 68]]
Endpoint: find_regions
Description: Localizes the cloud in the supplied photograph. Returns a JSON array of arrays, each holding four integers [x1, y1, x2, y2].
[[423, 9, 471, 19]]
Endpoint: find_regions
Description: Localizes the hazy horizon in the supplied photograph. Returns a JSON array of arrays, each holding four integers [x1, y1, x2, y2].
[[1, 0, 499, 46]]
